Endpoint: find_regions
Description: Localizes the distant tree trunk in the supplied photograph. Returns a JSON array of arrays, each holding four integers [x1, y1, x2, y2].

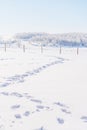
[[41, 43, 43, 53]]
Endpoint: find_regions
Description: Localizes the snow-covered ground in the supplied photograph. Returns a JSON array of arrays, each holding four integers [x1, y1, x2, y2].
[[0, 46, 87, 130]]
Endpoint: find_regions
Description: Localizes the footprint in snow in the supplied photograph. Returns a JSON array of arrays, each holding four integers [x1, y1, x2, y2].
[[10, 92, 23, 97], [54, 102, 69, 108], [0, 83, 10, 87], [36, 105, 50, 111], [57, 118, 64, 124], [14, 111, 30, 120], [14, 114, 22, 119], [23, 111, 30, 117], [36, 105, 44, 109], [61, 108, 71, 114], [11, 105, 20, 109], [23, 93, 33, 99], [0, 92, 9, 96], [30, 99, 42, 104]]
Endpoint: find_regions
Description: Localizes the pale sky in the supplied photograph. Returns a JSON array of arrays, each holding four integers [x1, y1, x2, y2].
[[0, 0, 87, 35]]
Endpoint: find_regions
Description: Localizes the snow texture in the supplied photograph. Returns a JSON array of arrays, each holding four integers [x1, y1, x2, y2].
[[0, 46, 87, 130]]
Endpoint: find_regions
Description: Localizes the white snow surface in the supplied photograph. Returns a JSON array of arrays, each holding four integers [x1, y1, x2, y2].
[[0, 46, 87, 130]]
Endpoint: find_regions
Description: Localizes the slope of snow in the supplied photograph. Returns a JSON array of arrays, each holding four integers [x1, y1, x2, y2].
[[0, 47, 87, 130]]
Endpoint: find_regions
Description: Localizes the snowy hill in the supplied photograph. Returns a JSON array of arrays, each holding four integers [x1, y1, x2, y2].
[[0, 33, 87, 47], [14, 32, 87, 47]]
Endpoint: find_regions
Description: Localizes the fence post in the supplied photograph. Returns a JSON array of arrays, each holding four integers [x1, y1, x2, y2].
[[28, 41, 31, 52], [41, 43, 43, 53], [77, 47, 79, 55], [59, 45, 61, 54], [5, 42, 6, 52]]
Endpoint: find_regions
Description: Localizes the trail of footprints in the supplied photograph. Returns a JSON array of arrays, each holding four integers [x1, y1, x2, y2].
[[0, 58, 64, 87], [0, 91, 86, 129], [0, 92, 71, 126]]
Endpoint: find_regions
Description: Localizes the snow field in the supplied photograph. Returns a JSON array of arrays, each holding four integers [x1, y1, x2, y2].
[[0, 47, 87, 130]]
